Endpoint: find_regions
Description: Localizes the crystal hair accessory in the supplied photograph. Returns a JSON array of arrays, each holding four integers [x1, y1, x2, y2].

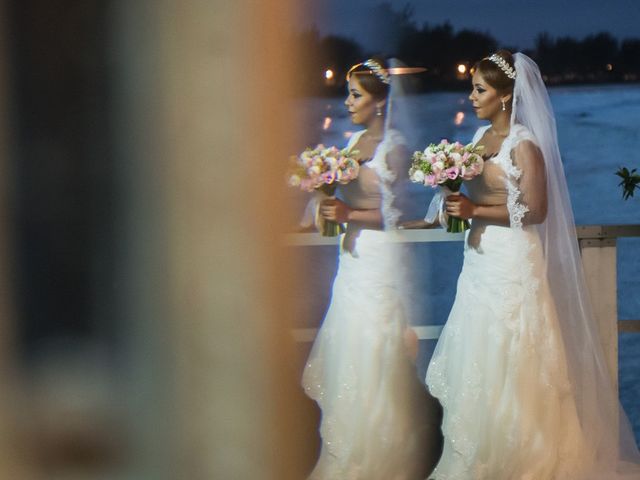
[[363, 59, 391, 84], [487, 54, 517, 80]]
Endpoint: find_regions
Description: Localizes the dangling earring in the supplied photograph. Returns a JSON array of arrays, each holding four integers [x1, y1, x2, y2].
[[501, 100, 506, 111], [376, 106, 383, 117]]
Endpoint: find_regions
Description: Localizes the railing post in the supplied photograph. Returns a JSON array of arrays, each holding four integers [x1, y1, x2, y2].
[[579, 236, 619, 390]]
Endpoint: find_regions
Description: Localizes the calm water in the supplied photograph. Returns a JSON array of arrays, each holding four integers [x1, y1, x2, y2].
[[292, 84, 640, 441]]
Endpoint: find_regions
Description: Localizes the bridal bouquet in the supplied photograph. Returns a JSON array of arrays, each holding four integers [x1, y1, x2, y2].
[[409, 139, 484, 232], [288, 144, 360, 236]]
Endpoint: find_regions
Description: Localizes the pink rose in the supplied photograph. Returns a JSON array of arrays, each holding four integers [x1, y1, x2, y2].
[[322, 171, 336, 183], [446, 167, 460, 180]]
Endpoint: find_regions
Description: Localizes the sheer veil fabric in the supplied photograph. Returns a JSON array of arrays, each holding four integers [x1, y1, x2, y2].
[[510, 52, 640, 477]]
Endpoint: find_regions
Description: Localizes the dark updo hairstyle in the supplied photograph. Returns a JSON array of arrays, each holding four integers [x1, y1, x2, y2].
[[473, 49, 515, 94], [346, 57, 390, 100]]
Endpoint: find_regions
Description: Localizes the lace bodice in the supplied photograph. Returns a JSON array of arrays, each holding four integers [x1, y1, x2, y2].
[[339, 163, 382, 210], [469, 124, 544, 230], [340, 129, 404, 230], [465, 161, 508, 207]]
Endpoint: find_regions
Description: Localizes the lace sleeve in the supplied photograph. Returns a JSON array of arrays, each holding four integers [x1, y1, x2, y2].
[[383, 142, 409, 229], [506, 131, 548, 228], [368, 129, 405, 230]]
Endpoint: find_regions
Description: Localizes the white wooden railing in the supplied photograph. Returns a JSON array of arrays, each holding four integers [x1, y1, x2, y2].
[[287, 224, 640, 382]]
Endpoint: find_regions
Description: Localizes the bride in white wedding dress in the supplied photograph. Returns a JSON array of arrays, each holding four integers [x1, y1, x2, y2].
[[425, 50, 640, 479], [301, 58, 437, 480]]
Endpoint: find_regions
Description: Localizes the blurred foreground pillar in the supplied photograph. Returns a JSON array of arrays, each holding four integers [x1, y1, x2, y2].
[[0, 2, 14, 473], [114, 1, 303, 479], [0, 3, 32, 477]]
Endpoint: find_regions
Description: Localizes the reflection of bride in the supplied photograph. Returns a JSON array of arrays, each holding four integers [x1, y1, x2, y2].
[[425, 50, 640, 479], [302, 58, 437, 480]]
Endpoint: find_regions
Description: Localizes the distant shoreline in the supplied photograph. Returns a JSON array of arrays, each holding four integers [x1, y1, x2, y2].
[[298, 80, 640, 99]]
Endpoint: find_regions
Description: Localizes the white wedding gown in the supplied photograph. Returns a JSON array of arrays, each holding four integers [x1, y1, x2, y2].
[[426, 124, 595, 479], [302, 130, 424, 480]]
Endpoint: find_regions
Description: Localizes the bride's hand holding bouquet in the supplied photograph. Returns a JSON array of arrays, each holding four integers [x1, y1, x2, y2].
[[409, 139, 484, 233], [288, 144, 360, 236]]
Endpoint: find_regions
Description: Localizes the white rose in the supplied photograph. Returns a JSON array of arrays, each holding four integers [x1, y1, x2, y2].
[[288, 175, 301, 187], [412, 170, 425, 183]]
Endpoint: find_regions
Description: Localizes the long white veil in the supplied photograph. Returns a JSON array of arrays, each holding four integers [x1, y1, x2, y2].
[[374, 57, 420, 230], [384, 58, 445, 477], [511, 52, 640, 477]]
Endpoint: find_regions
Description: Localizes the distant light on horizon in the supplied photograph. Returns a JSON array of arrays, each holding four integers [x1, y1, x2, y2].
[[454, 112, 465, 126], [457, 64, 467, 74], [606, 63, 613, 71], [325, 69, 334, 80], [323, 117, 332, 130]]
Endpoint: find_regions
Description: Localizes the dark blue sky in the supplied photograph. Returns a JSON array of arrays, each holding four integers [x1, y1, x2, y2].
[[297, 0, 640, 50]]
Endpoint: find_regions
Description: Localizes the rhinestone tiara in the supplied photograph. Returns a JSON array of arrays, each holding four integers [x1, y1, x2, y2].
[[363, 59, 391, 84], [487, 54, 516, 80]]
